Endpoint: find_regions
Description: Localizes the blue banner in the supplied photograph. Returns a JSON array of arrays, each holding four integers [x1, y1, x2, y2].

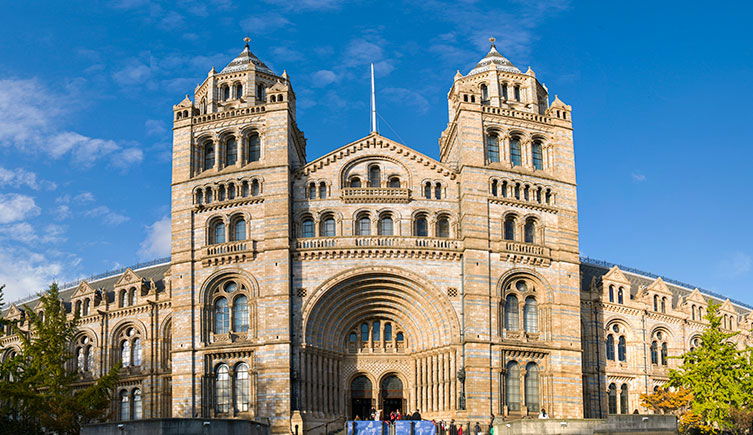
[[413, 421, 438, 435], [346, 421, 387, 435], [394, 420, 412, 435]]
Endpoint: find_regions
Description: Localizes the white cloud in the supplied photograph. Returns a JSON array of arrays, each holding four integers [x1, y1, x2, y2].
[[113, 61, 154, 86], [84, 206, 130, 225], [112, 148, 145, 169], [139, 216, 171, 259], [262, 0, 343, 10], [0, 166, 56, 190], [145, 119, 167, 136], [0, 222, 66, 244], [631, 172, 647, 182], [0, 246, 65, 302], [311, 70, 338, 87], [240, 13, 292, 33], [0, 194, 40, 224], [383, 87, 431, 114]]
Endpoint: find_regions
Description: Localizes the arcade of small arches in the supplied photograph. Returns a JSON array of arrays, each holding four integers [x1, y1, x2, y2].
[[485, 130, 551, 170], [490, 178, 556, 206], [346, 318, 407, 353], [194, 177, 263, 206], [296, 210, 455, 239], [206, 213, 252, 245], [193, 130, 262, 175]]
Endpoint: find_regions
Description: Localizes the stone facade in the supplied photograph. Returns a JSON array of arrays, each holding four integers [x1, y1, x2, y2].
[[1, 40, 751, 434]]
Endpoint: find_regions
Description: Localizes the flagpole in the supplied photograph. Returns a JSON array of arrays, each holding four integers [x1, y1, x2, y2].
[[370, 63, 377, 134]]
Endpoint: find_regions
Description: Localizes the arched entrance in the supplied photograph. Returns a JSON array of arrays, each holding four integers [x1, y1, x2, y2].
[[380, 374, 404, 416], [350, 375, 373, 420]]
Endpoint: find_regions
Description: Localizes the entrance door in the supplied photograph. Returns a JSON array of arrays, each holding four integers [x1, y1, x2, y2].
[[351, 375, 373, 420], [381, 375, 404, 416]]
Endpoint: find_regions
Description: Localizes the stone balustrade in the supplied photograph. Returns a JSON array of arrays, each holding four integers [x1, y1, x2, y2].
[[340, 187, 411, 203], [203, 240, 256, 266], [295, 236, 462, 251], [500, 240, 551, 266]]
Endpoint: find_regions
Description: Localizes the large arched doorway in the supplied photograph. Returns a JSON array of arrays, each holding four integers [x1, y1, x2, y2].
[[350, 375, 373, 420], [380, 374, 404, 415]]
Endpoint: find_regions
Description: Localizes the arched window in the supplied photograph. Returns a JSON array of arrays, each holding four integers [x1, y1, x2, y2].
[[350, 177, 362, 188], [606, 334, 615, 361], [368, 165, 381, 187], [480, 84, 489, 103], [216, 364, 231, 414], [414, 215, 428, 237], [491, 180, 498, 196], [214, 297, 229, 334], [120, 390, 130, 420], [504, 294, 519, 330], [225, 137, 237, 166], [77, 347, 84, 371], [204, 141, 215, 171], [396, 332, 404, 342], [319, 183, 327, 199], [653, 295, 659, 312], [525, 362, 539, 413], [608, 384, 617, 414], [320, 216, 336, 237], [210, 220, 226, 245], [372, 320, 380, 341], [661, 342, 668, 365], [388, 177, 400, 188], [505, 361, 520, 411], [424, 182, 432, 199], [356, 214, 371, 236], [691, 305, 696, 320], [256, 84, 265, 101], [486, 133, 500, 163], [86, 345, 94, 372], [235, 363, 250, 412], [501, 83, 509, 100], [434, 183, 442, 199], [531, 140, 543, 170], [222, 84, 230, 101], [128, 288, 135, 306], [133, 388, 142, 420], [233, 295, 249, 333], [132, 338, 142, 366], [384, 323, 392, 341], [308, 183, 317, 199], [524, 218, 536, 243], [251, 179, 260, 196], [248, 133, 261, 162], [236, 84, 243, 99], [205, 187, 214, 203], [301, 218, 315, 238], [83, 299, 90, 316], [650, 341, 658, 364], [523, 297, 538, 333], [509, 136, 522, 167], [608, 285, 614, 303], [361, 323, 369, 342], [618, 336, 627, 362], [661, 297, 667, 313], [218, 185, 226, 201], [232, 217, 246, 241], [121, 340, 131, 367], [620, 384, 629, 414], [378, 215, 394, 236], [75, 300, 82, 317], [504, 215, 516, 241], [618, 288, 624, 304], [436, 216, 450, 238], [514, 85, 521, 101]]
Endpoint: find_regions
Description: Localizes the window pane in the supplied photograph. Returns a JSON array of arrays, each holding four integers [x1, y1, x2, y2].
[[434, 184, 442, 199], [215, 298, 229, 334], [133, 389, 142, 419], [396, 332, 404, 342], [532, 141, 543, 170], [322, 218, 336, 237], [608, 384, 617, 414], [132, 338, 142, 366], [618, 336, 627, 362], [121, 340, 131, 366], [233, 219, 246, 241], [213, 222, 226, 244], [235, 363, 250, 412], [350, 177, 361, 188], [505, 295, 519, 330], [120, 391, 130, 420], [302, 219, 315, 238], [510, 137, 522, 166], [372, 320, 380, 341], [369, 166, 381, 187], [233, 296, 249, 332], [424, 183, 432, 199], [505, 362, 520, 411], [606, 335, 615, 360], [204, 142, 215, 170], [524, 297, 538, 333], [357, 217, 371, 235], [437, 217, 450, 238], [486, 134, 500, 163], [524, 220, 535, 243], [216, 365, 231, 414], [620, 384, 629, 414], [248, 134, 261, 162], [504, 217, 515, 241], [319, 183, 327, 199], [415, 217, 428, 237], [361, 323, 369, 342], [379, 217, 393, 236], [225, 138, 237, 166], [384, 323, 392, 341], [525, 363, 539, 412], [86, 345, 94, 371]]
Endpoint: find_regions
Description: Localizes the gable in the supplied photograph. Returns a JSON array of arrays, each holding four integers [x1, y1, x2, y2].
[[72, 281, 96, 299], [645, 277, 673, 296], [602, 266, 630, 285], [115, 268, 143, 287]]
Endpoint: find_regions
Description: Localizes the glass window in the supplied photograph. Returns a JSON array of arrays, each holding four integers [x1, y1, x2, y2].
[[504, 294, 519, 330], [434, 183, 442, 199], [356, 216, 371, 236], [396, 332, 404, 342], [606, 335, 615, 361], [350, 177, 361, 188], [86, 345, 94, 372], [436, 216, 450, 238], [480, 84, 489, 103], [486, 134, 500, 163], [361, 323, 369, 342], [524, 219, 536, 243], [302, 218, 315, 238], [132, 338, 142, 366], [504, 216, 516, 241], [620, 384, 629, 414], [251, 180, 260, 196], [523, 297, 538, 333], [235, 363, 250, 412], [531, 141, 543, 170], [389, 177, 400, 188], [204, 142, 215, 170], [212, 221, 226, 245], [501, 84, 508, 100], [378, 216, 393, 236], [349, 332, 357, 342], [424, 182, 432, 199], [372, 320, 380, 341], [525, 362, 539, 413], [248, 134, 261, 162], [384, 323, 392, 341], [369, 166, 381, 187], [661, 342, 668, 365], [120, 390, 130, 420], [609, 285, 614, 303], [319, 183, 327, 199], [214, 297, 229, 334], [216, 364, 231, 414], [233, 295, 249, 333], [618, 336, 627, 362], [514, 85, 521, 101], [232, 218, 246, 241], [608, 384, 617, 414], [617, 288, 624, 304], [505, 361, 520, 411], [225, 138, 237, 166], [321, 217, 336, 237], [653, 295, 659, 312], [510, 137, 522, 167], [133, 389, 142, 420], [222, 85, 230, 101], [236, 84, 243, 99], [650, 341, 658, 364], [414, 216, 428, 237], [308, 183, 317, 199], [121, 340, 131, 366], [77, 347, 84, 371]]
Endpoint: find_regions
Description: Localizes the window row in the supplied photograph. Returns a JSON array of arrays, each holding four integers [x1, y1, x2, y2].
[[117, 287, 140, 308], [502, 294, 538, 333], [650, 330, 669, 366], [210, 280, 252, 335], [502, 214, 542, 245], [346, 170, 403, 189], [485, 132, 547, 170], [207, 215, 250, 245], [652, 295, 669, 313], [307, 181, 329, 199], [214, 362, 252, 414], [607, 383, 629, 414], [119, 388, 143, 421], [422, 181, 445, 200], [119, 327, 143, 367], [479, 82, 525, 105], [195, 179, 262, 205], [219, 82, 244, 101], [490, 179, 555, 205], [348, 320, 406, 344], [504, 361, 540, 414], [297, 212, 453, 238], [197, 132, 261, 173], [605, 334, 627, 362], [608, 285, 626, 304], [74, 298, 93, 316]]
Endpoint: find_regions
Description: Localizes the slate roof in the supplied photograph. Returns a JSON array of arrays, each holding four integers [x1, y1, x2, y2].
[[221, 43, 274, 75], [468, 44, 521, 75]]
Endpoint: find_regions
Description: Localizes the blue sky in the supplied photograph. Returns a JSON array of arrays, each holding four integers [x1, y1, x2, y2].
[[0, 0, 751, 303]]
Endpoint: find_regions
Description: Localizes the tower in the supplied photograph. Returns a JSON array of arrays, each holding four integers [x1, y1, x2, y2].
[[439, 39, 581, 418], [169, 39, 304, 430]]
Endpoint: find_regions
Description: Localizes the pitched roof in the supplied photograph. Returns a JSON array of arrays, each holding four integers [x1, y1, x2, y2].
[[221, 43, 273, 75], [468, 44, 521, 76]]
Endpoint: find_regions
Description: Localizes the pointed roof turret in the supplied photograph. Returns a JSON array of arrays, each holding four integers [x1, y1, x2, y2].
[[221, 37, 274, 75], [468, 37, 521, 75]]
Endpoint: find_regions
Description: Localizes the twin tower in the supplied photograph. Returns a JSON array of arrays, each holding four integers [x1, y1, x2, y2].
[[169, 39, 578, 433]]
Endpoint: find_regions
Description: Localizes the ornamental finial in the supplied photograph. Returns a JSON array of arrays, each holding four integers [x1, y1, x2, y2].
[[243, 36, 251, 48], [489, 36, 496, 48]]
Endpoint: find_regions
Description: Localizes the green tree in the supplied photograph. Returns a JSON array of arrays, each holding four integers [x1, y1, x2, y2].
[[668, 301, 753, 433], [0, 283, 120, 434]]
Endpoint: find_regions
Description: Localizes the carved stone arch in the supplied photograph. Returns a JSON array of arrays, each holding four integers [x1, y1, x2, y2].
[[317, 209, 343, 222], [199, 268, 260, 304], [351, 207, 374, 221], [303, 266, 460, 352], [111, 319, 148, 341], [74, 327, 100, 347], [376, 370, 409, 402], [410, 208, 431, 220], [375, 207, 401, 220], [604, 318, 633, 340], [496, 268, 554, 305], [199, 270, 260, 342], [650, 325, 673, 340]]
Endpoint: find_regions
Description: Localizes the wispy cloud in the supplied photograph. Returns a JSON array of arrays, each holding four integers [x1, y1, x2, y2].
[[0, 194, 41, 224], [0, 167, 56, 190], [84, 206, 130, 226], [631, 172, 647, 182], [138, 215, 171, 259]]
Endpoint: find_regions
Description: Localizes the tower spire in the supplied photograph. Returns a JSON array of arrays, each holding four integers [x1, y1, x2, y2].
[[370, 63, 378, 134]]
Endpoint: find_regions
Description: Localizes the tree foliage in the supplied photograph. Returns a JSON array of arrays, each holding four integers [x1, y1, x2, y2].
[[640, 386, 693, 415], [0, 283, 120, 434], [668, 302, 753, 433]]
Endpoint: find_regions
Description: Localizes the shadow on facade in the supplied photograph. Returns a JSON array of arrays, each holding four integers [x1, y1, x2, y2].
[[82, 418, 269, 435]]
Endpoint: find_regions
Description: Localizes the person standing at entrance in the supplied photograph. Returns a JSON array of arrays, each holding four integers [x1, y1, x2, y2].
[[411, 409, 421, 420], [396, 409, 402, 420]]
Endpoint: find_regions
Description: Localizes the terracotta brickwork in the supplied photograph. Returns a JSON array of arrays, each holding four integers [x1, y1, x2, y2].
[[2, 41, 751, 434]]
